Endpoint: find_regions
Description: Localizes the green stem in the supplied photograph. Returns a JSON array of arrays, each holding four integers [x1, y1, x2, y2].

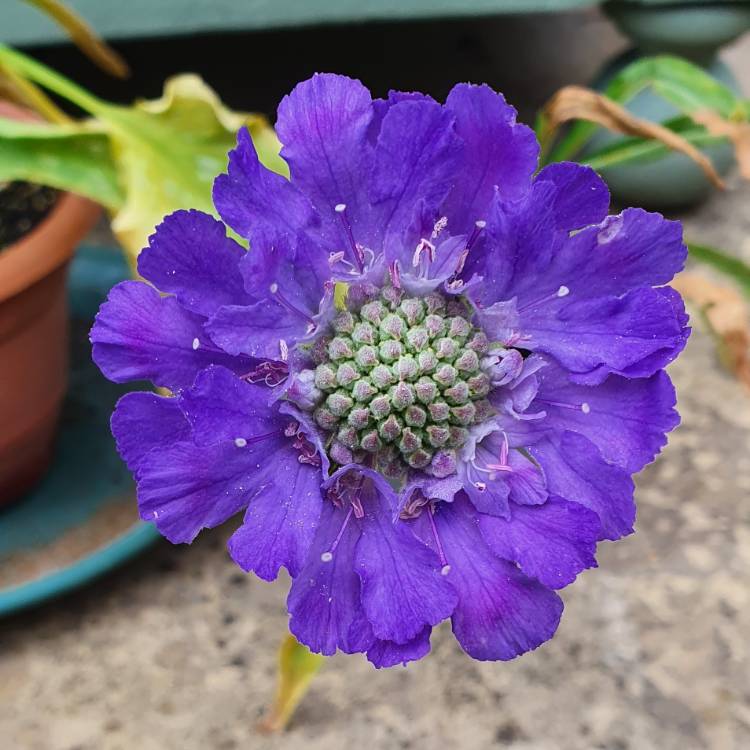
[[0, 44, 110, 117]]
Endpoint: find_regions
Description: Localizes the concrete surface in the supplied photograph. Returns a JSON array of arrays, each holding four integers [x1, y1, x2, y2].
[[2, 18, 750, 750]]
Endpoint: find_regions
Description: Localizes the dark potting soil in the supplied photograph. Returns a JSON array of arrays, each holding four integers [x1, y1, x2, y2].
[[0, 181, 59, 252]]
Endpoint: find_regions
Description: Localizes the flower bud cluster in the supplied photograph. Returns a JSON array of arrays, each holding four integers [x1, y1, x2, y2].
[[304, 287, 495, 477]]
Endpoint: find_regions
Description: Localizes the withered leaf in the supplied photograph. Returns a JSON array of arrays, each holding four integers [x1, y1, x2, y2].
[[540, 85, 724, 189]]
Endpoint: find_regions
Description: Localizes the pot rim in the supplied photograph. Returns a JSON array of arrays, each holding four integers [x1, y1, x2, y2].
[[0, 191, 101, 303]]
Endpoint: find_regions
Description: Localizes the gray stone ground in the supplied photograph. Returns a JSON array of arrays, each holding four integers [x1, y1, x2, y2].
[[2, 16, 750, 750]]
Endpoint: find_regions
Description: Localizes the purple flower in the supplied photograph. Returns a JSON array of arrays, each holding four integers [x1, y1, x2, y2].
[[90, 74, 689, 667]]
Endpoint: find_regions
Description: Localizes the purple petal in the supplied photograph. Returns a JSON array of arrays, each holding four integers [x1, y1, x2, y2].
[[528, 207, 687, 303], [505, 450, 548, 505], [238, 231, 330, 313], [479, 497, 600, 589], [366, 627, 432, 668], [534, 363, 679, 473], [227, 453, 324, 580], [533, 162, 609, 231], [434, 495, 563, 661], [212, 127, 317, 245], [135, 439, 259, 543], [204, 302, 308, 361], [520, 285, 689, 382], [372, 99, 463, 265], [528, 432, 635, 542], [276, 73, 379, 248], [110, 391, 190, 473], [355, 481, 458, 644], [443, 83, 538, 227], [287, 502, 375, 656], [90, 281, 251, 390], [178, 365, 286, 446], [137, 210, 248, 317]]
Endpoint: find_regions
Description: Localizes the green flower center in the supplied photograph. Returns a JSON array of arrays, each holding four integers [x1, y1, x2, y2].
[[303, 286, 494, 478]]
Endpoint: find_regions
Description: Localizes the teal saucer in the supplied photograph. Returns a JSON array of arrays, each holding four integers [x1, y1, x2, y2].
[[0, 245, 160, 617]]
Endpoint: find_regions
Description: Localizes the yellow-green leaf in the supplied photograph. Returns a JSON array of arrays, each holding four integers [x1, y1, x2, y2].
[[258, 634, 325, 734]]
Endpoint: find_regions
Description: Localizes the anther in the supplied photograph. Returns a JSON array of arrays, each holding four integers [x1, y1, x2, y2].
[[334, 203, 364, 272], [192, 337, 200, 350], [234, 437, 247, 448]]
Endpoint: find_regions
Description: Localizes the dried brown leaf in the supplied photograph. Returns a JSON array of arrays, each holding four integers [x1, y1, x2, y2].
[[22, 0, 129, 79], [692, 109, 750, 179], [540, 85, 725, 189], [673, 272, 750, 391]]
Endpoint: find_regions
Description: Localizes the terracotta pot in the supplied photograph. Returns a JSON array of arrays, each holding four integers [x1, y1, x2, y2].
[[0, 188, 101, 505]]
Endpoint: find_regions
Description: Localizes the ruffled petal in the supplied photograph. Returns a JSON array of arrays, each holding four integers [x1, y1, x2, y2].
[[520, 285, 689, 383], [212, 128, 318, 245], [434, 495, 563, 661], [227, 452, 323, 580], [90, 281, 251, 390], [528, 432, 635, 541], [443, 83, 538, 227], [533, 363, 679, 473], [515, 207, 686, 305], [204, 302, 309, 361], [135, 439, 259, 543], [355, 481, 458, 644], [137, 210, 248, 317], [110, 391, 190, 473], [366, 627, 432, 668], [287, 502, 374, 656], [238, 231, 330, 313], [533, 162, 609, 231], [479, 497, 600, 589], [276, 73, 379, 248], [371, 99, 463, 265], [177, 365, 286, 446]]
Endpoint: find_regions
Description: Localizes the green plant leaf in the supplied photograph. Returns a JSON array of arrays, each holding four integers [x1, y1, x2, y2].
[[258, 634, 325, 734], [0, 118, 123, 209], [0, 46, 286, 269], [544, 55, 748, 165], [101, 73, 286, 267], [581, 116, 725, 172], [688, 243, 750, 299]]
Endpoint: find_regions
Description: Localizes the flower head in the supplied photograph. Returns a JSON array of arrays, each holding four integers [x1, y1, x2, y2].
[[91, 74, 689, 667]]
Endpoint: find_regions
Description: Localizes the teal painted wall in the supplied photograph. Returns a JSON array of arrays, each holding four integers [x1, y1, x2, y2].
[[1, 0, 598, 44]]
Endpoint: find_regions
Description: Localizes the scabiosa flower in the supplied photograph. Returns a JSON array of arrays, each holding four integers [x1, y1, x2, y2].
[[90, 74, 689, 667]]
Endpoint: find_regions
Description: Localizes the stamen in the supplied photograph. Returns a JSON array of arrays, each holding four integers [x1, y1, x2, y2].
[[242, 361, 289, 387], [431, 216, 448, 239], [536, 398, 589, 413], [234, 437, 247, 448], [279, 339, 289, 362], [269, 284, 316, 326], [321, 506, 354, 562], [427, 504, 450, 575], [192, 337, 200, 350], [466, 219, 486, 252], [389, 260, 402, 289], [334, 203, 364, 272], [517, 285, 571, 314], [412, 238, 436, 268]]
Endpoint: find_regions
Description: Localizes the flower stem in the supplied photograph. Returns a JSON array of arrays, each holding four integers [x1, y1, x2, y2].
[[257, 633, 326, 734]]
